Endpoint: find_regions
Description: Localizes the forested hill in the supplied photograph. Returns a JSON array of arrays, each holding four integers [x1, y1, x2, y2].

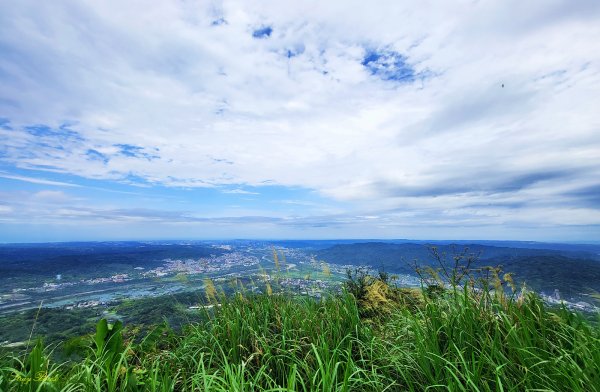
[[0, 242, 225, 289], [316, 242, 600, 297]]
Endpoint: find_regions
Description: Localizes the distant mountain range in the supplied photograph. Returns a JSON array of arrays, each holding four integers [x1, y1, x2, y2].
[[316, 242, 600, 301], [0, 242, 225, 287]]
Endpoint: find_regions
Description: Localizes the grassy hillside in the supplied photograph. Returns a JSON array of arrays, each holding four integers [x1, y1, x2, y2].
[[1, 271, 600, 392]]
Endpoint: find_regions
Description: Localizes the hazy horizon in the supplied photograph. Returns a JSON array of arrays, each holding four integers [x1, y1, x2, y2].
[[3, 237, 600, 246]]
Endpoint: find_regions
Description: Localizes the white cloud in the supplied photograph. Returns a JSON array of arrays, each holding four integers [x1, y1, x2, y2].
[[1, 0, 600, 236], [0, 172, 81, 187], [31, 190, 74, 203], [222, 189, 260, 195]]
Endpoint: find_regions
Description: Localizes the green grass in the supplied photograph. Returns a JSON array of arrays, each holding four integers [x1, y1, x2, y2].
[[1, 285, 599, 391]]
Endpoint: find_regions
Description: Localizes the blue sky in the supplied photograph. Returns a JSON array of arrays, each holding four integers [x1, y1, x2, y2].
[[1, 0, 600, 242]]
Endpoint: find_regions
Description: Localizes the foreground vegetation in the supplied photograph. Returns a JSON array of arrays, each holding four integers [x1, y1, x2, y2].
[[1, 270, 599, 391]]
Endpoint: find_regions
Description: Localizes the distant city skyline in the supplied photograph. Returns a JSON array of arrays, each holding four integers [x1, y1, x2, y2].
[[1, 1, 600, 242]]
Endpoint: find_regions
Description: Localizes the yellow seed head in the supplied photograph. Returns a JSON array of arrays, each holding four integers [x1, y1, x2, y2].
[[204, 278, 217, 303], [272, 247, 280, 271], [503, 273, 516, 293], [266, 282, 273, 296]]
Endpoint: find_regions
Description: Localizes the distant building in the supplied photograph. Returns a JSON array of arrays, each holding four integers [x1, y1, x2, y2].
[[554, 289, 560, 301]]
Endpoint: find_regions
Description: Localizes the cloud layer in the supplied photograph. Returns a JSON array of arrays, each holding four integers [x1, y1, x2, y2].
[[1, 0, 600, 240]]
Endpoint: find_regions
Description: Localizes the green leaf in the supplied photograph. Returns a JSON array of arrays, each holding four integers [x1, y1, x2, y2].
[[94, 318, 109, 358]]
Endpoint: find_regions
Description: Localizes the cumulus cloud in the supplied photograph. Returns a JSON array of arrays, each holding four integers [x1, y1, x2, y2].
[[1, 0, 599, 239]]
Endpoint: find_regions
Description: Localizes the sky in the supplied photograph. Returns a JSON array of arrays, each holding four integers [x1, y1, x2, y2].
[[1, 0, 600, 242]]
